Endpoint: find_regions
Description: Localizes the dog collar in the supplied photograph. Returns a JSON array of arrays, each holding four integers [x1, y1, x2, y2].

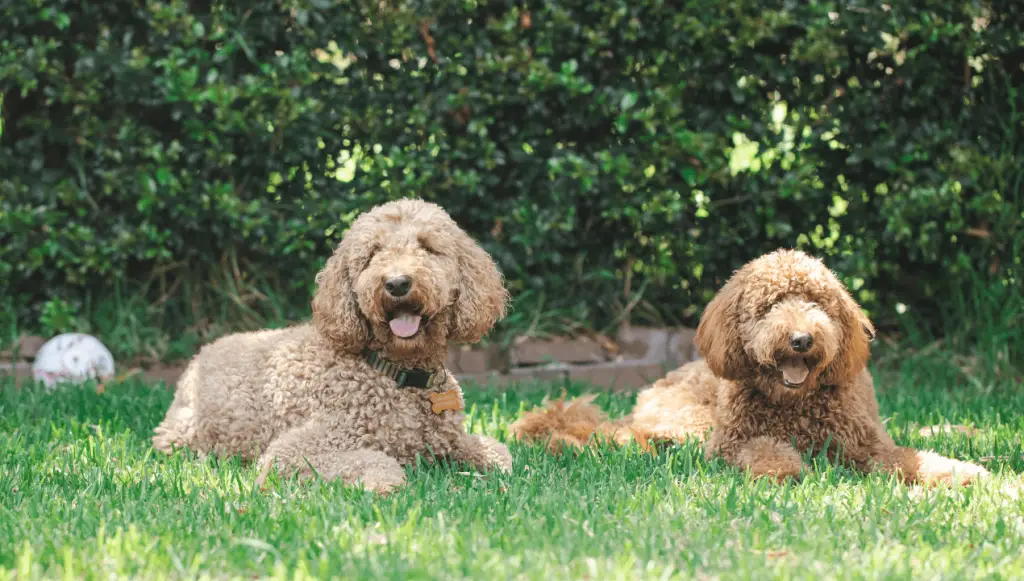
[[362, 349, 444, 389]]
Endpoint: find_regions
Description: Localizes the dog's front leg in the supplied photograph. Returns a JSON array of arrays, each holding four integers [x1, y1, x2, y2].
[[447, 434, 513, 474], [859, 444, 989, 486], [712, 436, 806, 482], [254, 419, 406, 493]]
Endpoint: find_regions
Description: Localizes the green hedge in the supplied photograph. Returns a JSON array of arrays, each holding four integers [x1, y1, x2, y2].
[[2, 0, 1022, 339]]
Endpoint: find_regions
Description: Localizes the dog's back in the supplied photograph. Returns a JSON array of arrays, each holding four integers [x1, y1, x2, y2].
[[153, 324, 326, 457], [629, 360, 718, 443]]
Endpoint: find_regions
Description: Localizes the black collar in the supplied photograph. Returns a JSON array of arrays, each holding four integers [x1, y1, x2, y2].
[[362, 349, 444, 389]]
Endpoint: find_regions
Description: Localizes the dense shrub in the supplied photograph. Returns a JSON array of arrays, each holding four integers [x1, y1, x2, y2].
[[2, 0, 1022, 341]]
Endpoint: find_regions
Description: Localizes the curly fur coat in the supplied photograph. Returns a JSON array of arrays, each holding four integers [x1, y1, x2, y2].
[[153, 199, 511, 492]]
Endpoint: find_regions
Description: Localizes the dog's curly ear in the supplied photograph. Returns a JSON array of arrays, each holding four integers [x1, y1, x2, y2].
[[820, 289, 874, 385], [311, 241, 369, 354], [695, 275, 752, 380], [448, 232, 510, 344]]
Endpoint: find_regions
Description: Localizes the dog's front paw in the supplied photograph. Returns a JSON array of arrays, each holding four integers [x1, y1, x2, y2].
[[254, 455, 281, 490], [914, 450, 990, 486], [481, 438, 514, 474], [461, 434, 513, 474], [734, 437, 805, 484], [489, 445, 513, 474], [354, 470, 407, 495], [755, 468, 803, 484]]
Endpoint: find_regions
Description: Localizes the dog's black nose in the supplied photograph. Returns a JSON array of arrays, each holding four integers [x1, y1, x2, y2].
[[790, 332, 814, 353], [385, 275, 412, 297]]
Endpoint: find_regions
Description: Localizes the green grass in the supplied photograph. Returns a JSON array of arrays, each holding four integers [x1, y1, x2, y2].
[[1, 354, 1023, 581]]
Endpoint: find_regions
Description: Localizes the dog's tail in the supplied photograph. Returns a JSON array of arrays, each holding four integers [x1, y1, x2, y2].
[[508, 394, 655, 453]]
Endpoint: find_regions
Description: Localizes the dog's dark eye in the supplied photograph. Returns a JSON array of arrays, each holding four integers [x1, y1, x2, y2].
[[864, 325, 877, 342]]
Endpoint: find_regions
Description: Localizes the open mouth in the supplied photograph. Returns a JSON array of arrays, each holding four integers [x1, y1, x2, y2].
[[387, 306, 428, 339], [778, 356, 810, 388]]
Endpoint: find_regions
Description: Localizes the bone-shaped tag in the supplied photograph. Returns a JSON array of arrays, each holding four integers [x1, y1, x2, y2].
[[430, 389, 464, 414]]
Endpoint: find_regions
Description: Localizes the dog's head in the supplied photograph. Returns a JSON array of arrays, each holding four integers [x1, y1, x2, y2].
[[695, 249, 876, 392], [312, 199, 509, 362]]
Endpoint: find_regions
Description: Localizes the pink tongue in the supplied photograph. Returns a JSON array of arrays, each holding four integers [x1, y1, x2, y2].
[[389, 313, 422, 338], [780, 357, 810, 385]]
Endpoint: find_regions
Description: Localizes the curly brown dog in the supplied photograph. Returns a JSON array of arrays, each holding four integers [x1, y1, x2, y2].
[[511, 249, 989, 486], [153, 199, 511, 492]]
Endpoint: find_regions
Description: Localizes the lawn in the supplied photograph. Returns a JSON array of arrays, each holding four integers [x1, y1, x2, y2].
[[1, 354, 1022, 581]]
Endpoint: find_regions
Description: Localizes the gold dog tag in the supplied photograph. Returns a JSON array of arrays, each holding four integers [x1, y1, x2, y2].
[[430, 389, 464, 414]]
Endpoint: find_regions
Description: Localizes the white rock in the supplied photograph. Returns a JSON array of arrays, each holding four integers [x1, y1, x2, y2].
[[31, 333, 116, 389]]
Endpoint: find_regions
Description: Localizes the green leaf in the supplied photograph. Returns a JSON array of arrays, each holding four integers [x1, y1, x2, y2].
[[620, 92, 638, 111]]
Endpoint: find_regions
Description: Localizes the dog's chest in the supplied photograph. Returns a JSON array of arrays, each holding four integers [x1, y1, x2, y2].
[[737, 389, 844, 449], [379, 387, 465, 461], [327, 370, 466, 463]]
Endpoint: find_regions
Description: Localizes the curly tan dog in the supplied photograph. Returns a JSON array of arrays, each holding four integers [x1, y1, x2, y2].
[[153, 199, 511, 492], [511, 249, 989, 486]]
